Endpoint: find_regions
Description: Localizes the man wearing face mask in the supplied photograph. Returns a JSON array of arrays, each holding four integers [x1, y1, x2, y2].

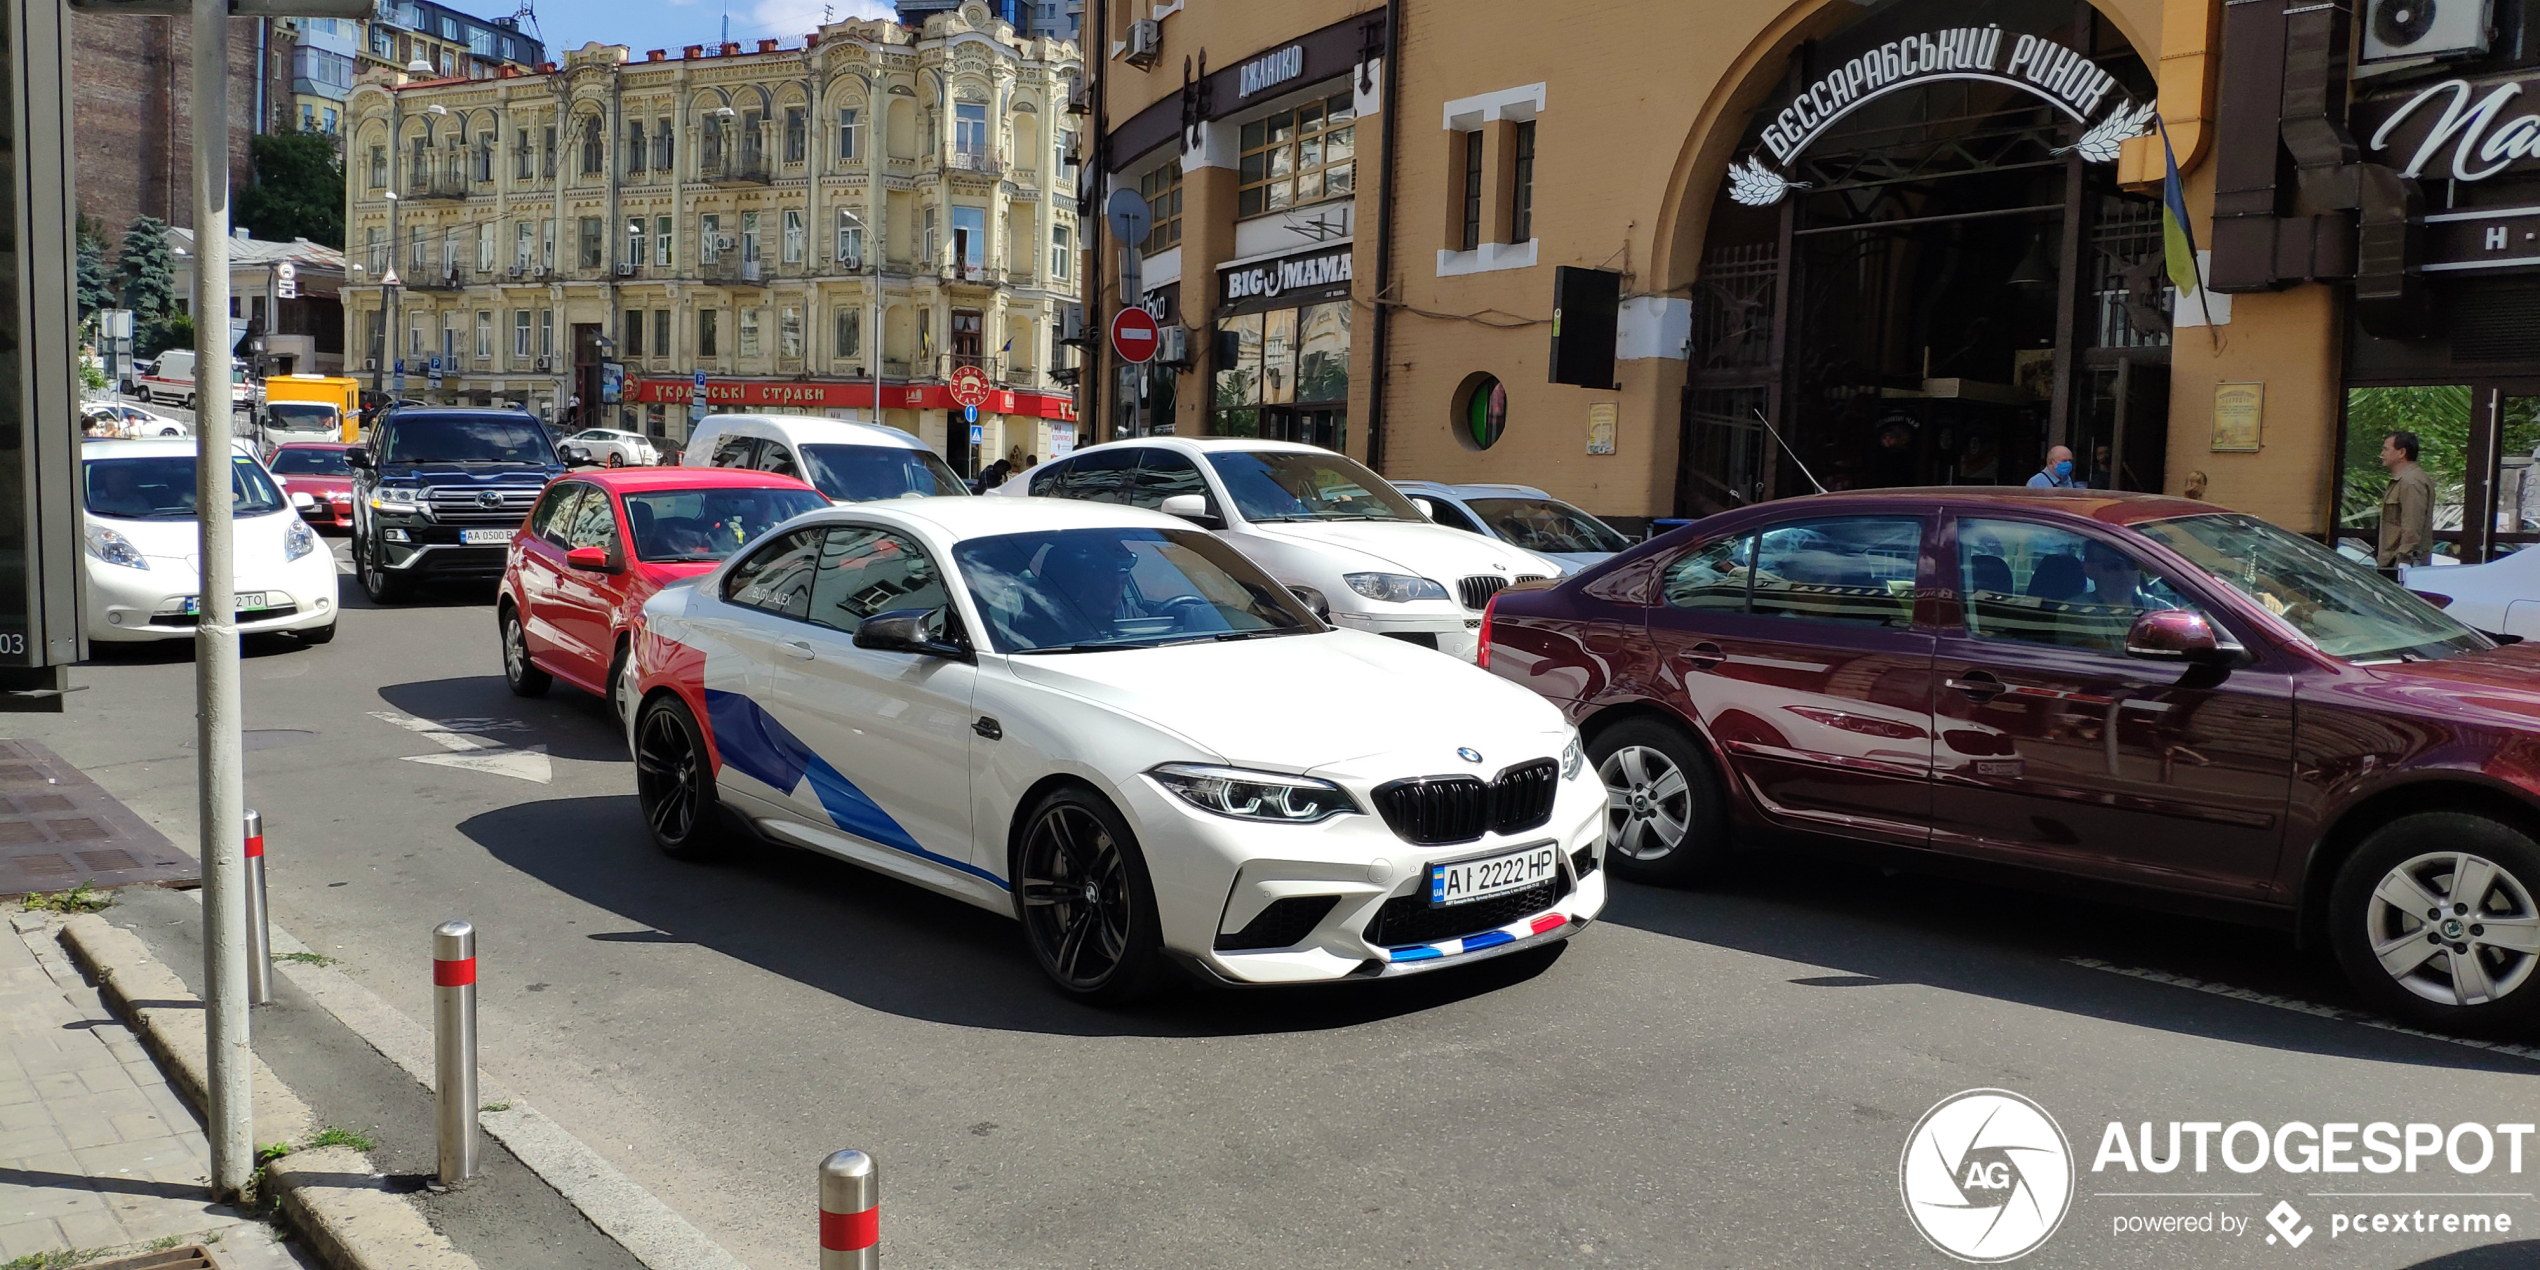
[[2026, 445, 2086, 489]]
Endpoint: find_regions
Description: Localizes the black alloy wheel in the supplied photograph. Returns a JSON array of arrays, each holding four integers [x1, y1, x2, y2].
[[502, 605, 551, 696], [633, 696, 723, 861], [1014, 789, 1166, 1003]]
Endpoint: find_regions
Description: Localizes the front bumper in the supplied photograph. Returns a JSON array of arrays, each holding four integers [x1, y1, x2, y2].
[[1329, 609, 1484, 662], [85, 555, 338, 642], [1124, 764, 1609, 985], [369, 516, 514, 577]]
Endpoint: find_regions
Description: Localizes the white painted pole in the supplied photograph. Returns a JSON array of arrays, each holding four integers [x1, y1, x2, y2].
[[191, 0, 252, 1203]]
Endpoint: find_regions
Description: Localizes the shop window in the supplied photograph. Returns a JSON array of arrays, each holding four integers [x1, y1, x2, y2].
[[1213, 313, 1263, 436], [1141, 164, 1182, 255], [1239, 92, 1356, 218], [1216, 301, 1350, 441], [2341, 387, 2470, 561], [1296, 301, 1350, 403], [1455, 373, 1506, 450]]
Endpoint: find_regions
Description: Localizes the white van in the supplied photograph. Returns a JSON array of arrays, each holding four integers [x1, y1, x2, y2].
[[682, 414, 970, 503], [141, 350, 258, 411], [993, 437, 1563, 662]]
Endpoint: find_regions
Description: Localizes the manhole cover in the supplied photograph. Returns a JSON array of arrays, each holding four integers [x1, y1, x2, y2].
[[0, 739, 195, 898]]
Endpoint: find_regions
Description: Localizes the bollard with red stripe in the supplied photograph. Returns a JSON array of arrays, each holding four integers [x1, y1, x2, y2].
[[242, 810, 272, 1006], [819, 1149, 878, 1269], [433, 919, 478, 1185]]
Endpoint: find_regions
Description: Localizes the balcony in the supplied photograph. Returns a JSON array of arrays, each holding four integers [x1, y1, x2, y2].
[[938, 263, 1003, 287], [1009, 167, 1040, 189], [407, 174, 473, 201], [409, 267, 472, 292], [938, 150, 1004, 179], [700, 157, 772, 186], [702, 257, 766, 288]]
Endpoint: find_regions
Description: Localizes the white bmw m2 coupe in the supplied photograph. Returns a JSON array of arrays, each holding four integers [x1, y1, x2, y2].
[[625, 497, 1607, 1001]]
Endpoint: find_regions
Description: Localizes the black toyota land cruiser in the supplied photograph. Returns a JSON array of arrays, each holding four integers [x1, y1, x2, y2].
[[345, 408, 561, 603]]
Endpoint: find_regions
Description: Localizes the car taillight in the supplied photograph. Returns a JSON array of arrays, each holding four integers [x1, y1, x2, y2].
[[1478, 593, 1499, 669]]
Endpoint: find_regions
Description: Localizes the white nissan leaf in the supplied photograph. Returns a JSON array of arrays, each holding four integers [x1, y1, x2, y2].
[[625, 496, 1606, 1002], [81, 439, 340, 646]]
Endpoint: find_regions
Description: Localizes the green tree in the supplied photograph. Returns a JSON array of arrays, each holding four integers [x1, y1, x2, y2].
[[74, 215, 111, 321], [114, 216, 182, 358], [238, 128, 345, 249]]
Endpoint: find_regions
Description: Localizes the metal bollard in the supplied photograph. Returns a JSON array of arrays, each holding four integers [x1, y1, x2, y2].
[[819, 1149, 879, 1269], [242, 810, 271, 1006], [432, 920, 478, 1186]]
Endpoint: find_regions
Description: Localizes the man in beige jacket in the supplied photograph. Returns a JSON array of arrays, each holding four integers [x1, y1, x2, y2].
[[2376, 430, 2435, 572]]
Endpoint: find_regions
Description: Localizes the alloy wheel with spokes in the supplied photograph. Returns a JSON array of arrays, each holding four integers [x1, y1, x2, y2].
[[1585, 717, 1726, 885], [634, 698, 721, 860], [503, 609, 551, 696], [1014, 790, 1163, 1001], [1601, 745, 1692, 863], [2334, 812, 2540, 1033]]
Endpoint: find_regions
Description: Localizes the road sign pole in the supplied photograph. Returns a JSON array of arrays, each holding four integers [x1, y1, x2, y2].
[[189, 0, 252, 1203]]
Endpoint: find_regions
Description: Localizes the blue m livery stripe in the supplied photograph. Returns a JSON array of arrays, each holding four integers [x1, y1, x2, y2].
[[701, 688, 1008, 888]]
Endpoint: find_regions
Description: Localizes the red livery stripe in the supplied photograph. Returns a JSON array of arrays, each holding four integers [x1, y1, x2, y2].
[[1529, 914, 1567, 935], [433, 957, 476, 987], [819, 1206, 878, 1251]]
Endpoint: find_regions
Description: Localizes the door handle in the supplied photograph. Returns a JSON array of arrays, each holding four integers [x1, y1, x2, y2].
[[1945, 671, 2005, 698], [973, 715, 1003, 740], [1682, 641, 1726, 670], [782, 640, 815, 661]]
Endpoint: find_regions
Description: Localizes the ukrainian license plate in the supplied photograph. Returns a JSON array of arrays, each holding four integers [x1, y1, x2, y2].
[[461, 528, 512, 545], [1429, 843, 1562, 907], [180, 593, 268, 615]]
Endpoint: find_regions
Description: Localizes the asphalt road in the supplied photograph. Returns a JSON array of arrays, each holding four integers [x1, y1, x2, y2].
[[12, 538, 2540, 1269]]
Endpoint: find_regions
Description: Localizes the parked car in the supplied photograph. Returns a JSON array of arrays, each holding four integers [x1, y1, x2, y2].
[[625, 496, 1605, 1000], [996, 439, 1563, 661], [1393, 480, 1633, 570], [345, 408, 562, 603], [684, 415, 968, 503], [265, 442, 358, 530], [80, 439, 336, 645], [141, 349, 257, 411], [81, 402, 188, 439], [561, 427, 662, 468], [499, 468, 830, 721], [2398, 548, 2540, 638], [1483, 486, 2540, 1033]]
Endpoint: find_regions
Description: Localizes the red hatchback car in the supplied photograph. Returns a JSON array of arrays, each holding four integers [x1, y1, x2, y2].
[[267, 442, 357, 528], [499, 468, 829, 719], [1483, 487, 2540, 1033]]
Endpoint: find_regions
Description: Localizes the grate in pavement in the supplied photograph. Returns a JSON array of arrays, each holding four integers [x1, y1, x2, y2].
[[76, 1246, 217, 1269], [0, 738, 196, 898]]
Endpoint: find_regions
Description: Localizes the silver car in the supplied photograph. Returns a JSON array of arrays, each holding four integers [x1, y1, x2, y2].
[[1392, 480, 1633, 571]]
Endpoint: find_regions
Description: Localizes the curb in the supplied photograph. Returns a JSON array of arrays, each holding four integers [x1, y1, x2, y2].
[[55, 913, 480, 1270]]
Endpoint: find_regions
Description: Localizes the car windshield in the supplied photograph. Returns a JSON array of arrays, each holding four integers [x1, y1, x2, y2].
[[268, 448, 350, 476], [84, 455, 286, 520], [623, 487, 832, 563], [798, 443, 969, 502], [266, 403, 338, 430], [952, 526, 1320, 653], [2135, 512, 2491, 663], [1204, 450, 1422, 522], [1467, 497, 1631, 553], [383, 415, 554, 465]]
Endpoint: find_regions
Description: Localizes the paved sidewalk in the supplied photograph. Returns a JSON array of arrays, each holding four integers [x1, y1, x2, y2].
[[1, 908, 307, 1268]]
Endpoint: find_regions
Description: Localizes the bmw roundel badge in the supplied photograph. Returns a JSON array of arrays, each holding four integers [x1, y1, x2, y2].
[[1457, 747, 1485, 764]]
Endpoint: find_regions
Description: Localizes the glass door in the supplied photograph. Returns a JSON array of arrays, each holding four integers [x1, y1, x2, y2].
[[2487, 390, 2540, 557]]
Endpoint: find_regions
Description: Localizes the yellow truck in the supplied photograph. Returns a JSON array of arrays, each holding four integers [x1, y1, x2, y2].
[[258, 374, 363, 447]]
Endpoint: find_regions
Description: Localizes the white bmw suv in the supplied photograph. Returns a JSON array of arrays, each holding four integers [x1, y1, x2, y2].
[[995, 438, 1559, 660]]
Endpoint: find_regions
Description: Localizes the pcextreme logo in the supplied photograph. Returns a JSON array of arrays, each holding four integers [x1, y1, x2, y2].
[[1900, 1089, 2076, 1263]]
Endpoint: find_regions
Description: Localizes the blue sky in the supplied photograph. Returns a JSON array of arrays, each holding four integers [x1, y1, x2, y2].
[[519, 0, 895, 58]]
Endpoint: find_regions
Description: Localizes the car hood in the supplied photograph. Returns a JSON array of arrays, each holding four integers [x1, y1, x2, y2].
[[279, 475, 353, 495], [1002, 627, 1571, 774], [1245, 519, 1563, 580], [2344, 642, 2540, 723]]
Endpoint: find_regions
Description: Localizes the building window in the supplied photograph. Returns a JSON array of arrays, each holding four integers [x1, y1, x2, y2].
[[837, 107, 859, 161], [1239, 92, 1355, 217], [368, 145, 386, 189], [923, 207, 938, 262], [739, 307, 762, 357], [653, 309, 671, 357], [475, 310, 492, 360], [626, 218, 646, 266], [408, 225, 427, 271], [951, 205, 985, 270], [514, 128, 532, 180], [654, 116, 673, 170], [834, 307, 860, 359], [324, 107, 338, 133], [741, 211, 761, 263], [780, 306, 802, 359], [1510, 121, 1536, 242], [698, 308, 719, 357], [836, 210, 864, 265], [954, 102, 988, 158], [701, 213, 722, 263], [578, 217, 603, 269], [783, 209, 805, 265], [541, 220, 555, 268], [1140, 164, 1181, 255], [539, 309, 554, 358], [442, 316, 459, 360], [784, 107, 806, 164], [1214, 300, 1351, 439], [514, 220, 533, 270], [542, 125, 556, 177], [1058, 128, 1077, 179], [1460, 130, 1483, 251], [301, 104, 315, 130], [477, 222, 494, 271], [624, 309, 644, 359], [580, 117, 603, 175], [627, 120, 646, 173], [655, 215, 673, 266], [1052, 224, 1069, 280], [1456, 373, 1507, 450], [513, 310, 530, 357]]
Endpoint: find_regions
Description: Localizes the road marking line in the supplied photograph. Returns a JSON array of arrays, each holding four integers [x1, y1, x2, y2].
[[254, 911, 751, 1270], [370, 709, 503, 751], [2065, 957, 2540, 1063], [369, 711, 552, 781]]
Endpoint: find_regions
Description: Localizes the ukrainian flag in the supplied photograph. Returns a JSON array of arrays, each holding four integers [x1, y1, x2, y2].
[[2158, 116, 2201, 303]]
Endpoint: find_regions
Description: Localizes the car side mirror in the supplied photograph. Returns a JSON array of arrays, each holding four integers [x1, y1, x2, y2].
[[342, 449, 372, 471], [1410, 497, 1435, 520], [565, 545, 614, 572], [290, 491, 317, 512], [2125, 609, 2236, 666], [853, 607, 972, 660], [1158, 493, 1223, 528]]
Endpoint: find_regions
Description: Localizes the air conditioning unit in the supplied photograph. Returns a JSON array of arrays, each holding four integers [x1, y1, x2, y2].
[[1066, 80, 1090, 115], [1126, 18, 1161, 68], [533, 266, 552, 279], [533, 356, 554, 372], [1057, 302, 1090, 347], [1157, 323, 1188, 366], [362, 358, 379, 371], [616, 263, 638, 276], [2363, 0, 2491, 60], [507, 265, 524, 278]]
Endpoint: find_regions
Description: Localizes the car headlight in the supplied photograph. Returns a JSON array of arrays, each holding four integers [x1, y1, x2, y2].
[[84, 525, 148, 570], [369, 485, 418, 511], [1343, 572, 1449, 603], [284, 517, 317, 562], [1562, 735, 1585, 780], [1150, 763, 1360, 823]]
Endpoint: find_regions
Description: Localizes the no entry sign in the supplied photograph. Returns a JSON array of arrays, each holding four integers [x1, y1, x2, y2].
[[949, 363, 992, 408], [1109, 307, 1160, 364]]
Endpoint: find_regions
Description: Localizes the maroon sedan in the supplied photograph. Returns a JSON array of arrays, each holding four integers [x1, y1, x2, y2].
[[1482, 487, 2540, 1033], [267, 442, 357, 529]]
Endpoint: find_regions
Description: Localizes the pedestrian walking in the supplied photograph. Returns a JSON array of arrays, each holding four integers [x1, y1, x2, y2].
[[2376, 430, 2435, 573], [2026, 445, 2085, 489]]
